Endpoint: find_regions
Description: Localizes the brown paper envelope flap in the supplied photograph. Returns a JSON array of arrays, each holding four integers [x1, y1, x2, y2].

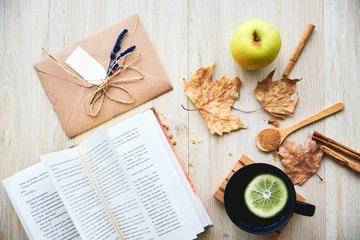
[[35, 70, 96, 131], [34, 14, 172, 138], [123, 14, 169, 81]]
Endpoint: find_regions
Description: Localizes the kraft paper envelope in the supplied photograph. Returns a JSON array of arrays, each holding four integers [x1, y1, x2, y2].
[[34, 14, 173, 138]]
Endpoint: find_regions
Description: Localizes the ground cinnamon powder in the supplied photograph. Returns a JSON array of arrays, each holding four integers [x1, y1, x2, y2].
[[258, 129, 281, 150]]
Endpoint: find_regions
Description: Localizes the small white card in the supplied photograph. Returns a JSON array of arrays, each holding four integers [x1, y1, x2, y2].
[[65, 46, 107, 85]]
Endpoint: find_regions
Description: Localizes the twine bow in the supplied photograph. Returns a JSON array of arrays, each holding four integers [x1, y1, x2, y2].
[[41, 48, 144, 117]]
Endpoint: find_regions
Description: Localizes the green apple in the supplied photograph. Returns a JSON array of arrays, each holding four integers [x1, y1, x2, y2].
[[231, 19, 281, 70]]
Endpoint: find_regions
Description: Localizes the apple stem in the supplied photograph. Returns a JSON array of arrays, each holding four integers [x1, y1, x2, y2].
[[252, 31, 261, 42]]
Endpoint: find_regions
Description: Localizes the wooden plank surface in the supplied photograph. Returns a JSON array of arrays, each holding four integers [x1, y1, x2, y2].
[[0, 0, 359, 239]]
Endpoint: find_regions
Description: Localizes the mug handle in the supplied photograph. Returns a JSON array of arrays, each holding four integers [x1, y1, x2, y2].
[[294, 201, 316, 216]]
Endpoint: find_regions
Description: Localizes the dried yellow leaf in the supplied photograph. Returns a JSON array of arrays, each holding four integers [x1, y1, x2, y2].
[[254, 70, 301, 118], [183, 62, 245, 135]]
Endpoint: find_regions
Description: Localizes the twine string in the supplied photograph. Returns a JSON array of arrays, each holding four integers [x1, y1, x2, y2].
[[41, 48, 144, 117]]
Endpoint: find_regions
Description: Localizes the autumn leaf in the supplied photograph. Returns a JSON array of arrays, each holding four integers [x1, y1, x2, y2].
[[254, 70, 301, 118], [278, 136, 323, 185], [183, 62, 245, 135]]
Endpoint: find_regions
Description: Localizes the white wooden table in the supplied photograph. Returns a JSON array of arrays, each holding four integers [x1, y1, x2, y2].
[[1, 1, 359, 239]]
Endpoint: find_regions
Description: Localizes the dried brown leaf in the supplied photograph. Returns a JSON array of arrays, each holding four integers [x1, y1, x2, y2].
[[278, 136, 323, 185], [183, 62, 245, 135], [254, 70, 301, 118]]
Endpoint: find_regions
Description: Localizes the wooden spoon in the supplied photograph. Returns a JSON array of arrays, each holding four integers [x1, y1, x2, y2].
[[256, 102, 344, 152]]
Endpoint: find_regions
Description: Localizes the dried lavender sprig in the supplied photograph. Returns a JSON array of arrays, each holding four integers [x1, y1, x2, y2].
[[112, 29, 128, 58], [112, 45, 136, 68], [91, 31, 133, 105], [107, 29, 128, 72], [108, 45, 136, 75]]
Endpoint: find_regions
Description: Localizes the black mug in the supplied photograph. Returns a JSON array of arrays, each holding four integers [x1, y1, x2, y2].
[[224, 163, 315, 235]]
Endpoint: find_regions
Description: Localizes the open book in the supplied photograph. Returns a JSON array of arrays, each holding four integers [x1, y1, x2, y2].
[[3, 109, 212, 240]]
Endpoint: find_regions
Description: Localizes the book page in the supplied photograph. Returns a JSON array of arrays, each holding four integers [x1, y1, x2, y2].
[[143, 110, 212, 227], [2, 162, 80, 240], [77, 128, 157, 240], [108, 114, 198, 240], [41, 147, 120, 240], [141, 110, 207, 230]]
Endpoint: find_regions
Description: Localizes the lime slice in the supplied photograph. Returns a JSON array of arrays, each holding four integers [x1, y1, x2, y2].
[[244, 174, 288, 218]]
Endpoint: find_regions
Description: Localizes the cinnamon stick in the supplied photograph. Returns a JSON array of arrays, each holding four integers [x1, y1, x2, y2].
[[283, 23, 315, 77], [321, 145, 360, 173], [312, 131, 360, 162]]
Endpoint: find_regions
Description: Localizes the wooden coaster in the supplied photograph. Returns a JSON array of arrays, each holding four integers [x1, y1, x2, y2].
[[213, 154, 305, 240]]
